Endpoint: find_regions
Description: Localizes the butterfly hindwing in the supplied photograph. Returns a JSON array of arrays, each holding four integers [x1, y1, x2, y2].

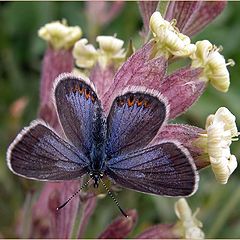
[[106, 141, 198, 196], [7, 120, 89, 181], [54, 73, 104, 158], [106, 88, 168, 158]]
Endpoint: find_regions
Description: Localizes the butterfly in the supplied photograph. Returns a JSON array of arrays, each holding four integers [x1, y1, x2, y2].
[[7, 73, 199, 216]]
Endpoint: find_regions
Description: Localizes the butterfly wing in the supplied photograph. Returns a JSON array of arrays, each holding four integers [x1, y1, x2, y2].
[[106, 88, 168, 158], [106, 141, 198, 196], [54, 73, 105, 158], [7, 120, 89, 181]]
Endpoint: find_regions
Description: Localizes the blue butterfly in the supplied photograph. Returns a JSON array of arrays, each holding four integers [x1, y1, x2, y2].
[[7, 73, 198, 216]]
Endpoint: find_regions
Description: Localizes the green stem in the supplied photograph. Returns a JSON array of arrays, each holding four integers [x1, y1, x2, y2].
[[145, 27, 153, 44], [157, 0, 170, 17], [144, 0, 169, 43], [22, 192, 34, 238], [208, 183, 240, 238], [144, 1, 161, 43]]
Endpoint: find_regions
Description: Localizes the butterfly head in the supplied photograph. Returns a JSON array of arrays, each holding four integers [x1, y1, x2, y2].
[[89, 171, 104, 188]]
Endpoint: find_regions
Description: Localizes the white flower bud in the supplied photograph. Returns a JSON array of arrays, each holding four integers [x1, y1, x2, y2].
[[149, 11, 196, 58], [38, 20, 82, 50], [174, 198, 204, 239], [196, 107, 238, 184], [96, 36, 124, 55], [73, 39, 98, 68], [191, 40, 233, 92]]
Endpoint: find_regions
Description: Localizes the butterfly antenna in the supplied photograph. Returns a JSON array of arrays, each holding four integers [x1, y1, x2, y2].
[[56, 179, 91, 211], [100, 178, 128, 218]]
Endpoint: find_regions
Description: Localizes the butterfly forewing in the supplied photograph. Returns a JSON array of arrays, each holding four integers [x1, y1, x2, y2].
[[7, 121, 89, 181], [106, 142, 198, 196], [106, 89, 168, 158], [54, 74, 104, 158]]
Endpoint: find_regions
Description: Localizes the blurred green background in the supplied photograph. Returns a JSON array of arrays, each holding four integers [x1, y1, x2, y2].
[[0, 1, 240, 238]]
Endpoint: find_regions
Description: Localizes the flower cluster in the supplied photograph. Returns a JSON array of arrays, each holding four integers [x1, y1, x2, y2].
[[149, 12, 234, 93], [190, 40, 235, 92], [73, 36, 125, 69], [12, 1, 239, 239], [147, 11, 237, 183]]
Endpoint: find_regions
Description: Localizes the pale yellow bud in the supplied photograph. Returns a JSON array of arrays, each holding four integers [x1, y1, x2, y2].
[[73, 39, 98, 68], [210, 155, 237, 184], [174, 198, 204, 239], [149, 11, 196, 58], [174, 198, 192, 221], [96, 36, 124, 55], [213, 107, 238, 136], [195, 107, 238, 184], [191, 40, 233, 92], [38, 20, 82, 50], [149, 11, 172, 36], [96, 35, 125, 68]]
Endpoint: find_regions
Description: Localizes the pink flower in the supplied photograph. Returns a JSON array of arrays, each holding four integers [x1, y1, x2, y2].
[[13, 2, 237, 239]]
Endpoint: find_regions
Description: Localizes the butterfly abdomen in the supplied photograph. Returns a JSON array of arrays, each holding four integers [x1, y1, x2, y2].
[[90, 103, 107, 171]]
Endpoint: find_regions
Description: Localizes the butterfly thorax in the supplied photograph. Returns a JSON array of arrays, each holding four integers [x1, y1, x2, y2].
[[89, 143, 106, 171]]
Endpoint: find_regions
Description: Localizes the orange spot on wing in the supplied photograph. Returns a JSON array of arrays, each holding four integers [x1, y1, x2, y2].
[[127, 96, 135, 107], [79, 84, 84, 94], [143, 100, 150, 108], [85, 88, 90, 99], [137, 98, 144, 107], [91, 94, 96, 103], [72, 85, 79, 93]]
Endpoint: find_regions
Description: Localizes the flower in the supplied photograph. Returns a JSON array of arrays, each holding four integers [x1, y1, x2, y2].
[[38, 46, 74, 130], [195, 107, 238, 184], [102, 42, 205, 120], [29, 181, 81, 238], [38, 20, 82, 50], [149, 11, 196, 58], [72, 36, 125, 98], [190, 40, 234, 92], [96, 36, 125, 68], [139, 1, 227, 39], [173, 198, 204, 239], [72, 39, 98, 68], [98, 210, 137, 239], [73, 35, 125, 70]]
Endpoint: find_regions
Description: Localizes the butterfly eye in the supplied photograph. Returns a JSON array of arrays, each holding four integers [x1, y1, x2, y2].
[[127, 95, 135, 107]]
